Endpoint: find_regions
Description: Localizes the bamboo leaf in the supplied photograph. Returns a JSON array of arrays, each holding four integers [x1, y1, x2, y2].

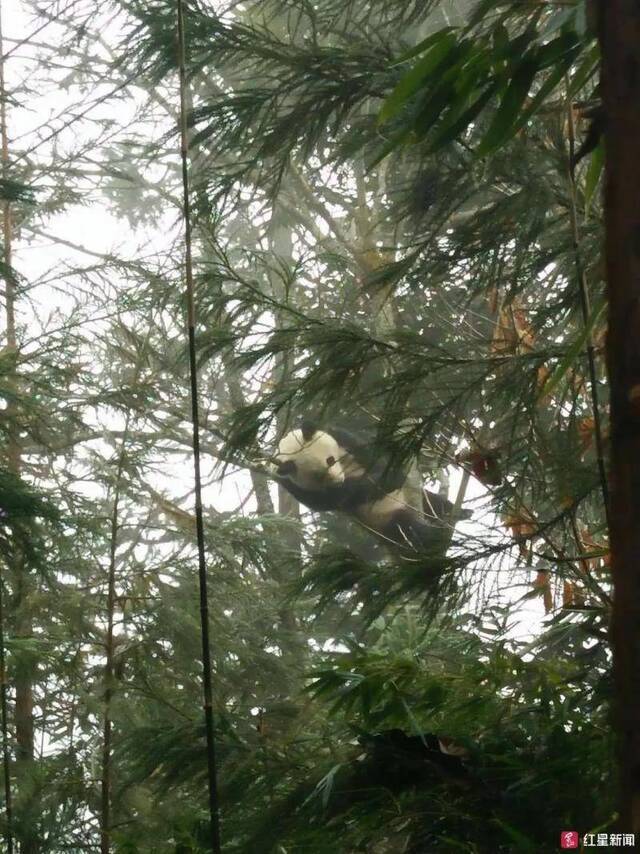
[[478, 57, 539, 154], [541, 8, 577, 38], [493, 818, 540, 852], [470, 0, 503, 27], [366, 126, 414, 172], [411, 48, 477, 140], [584, 141, 604, 215], [430, 50, 497, 151], [568, 43, 600, 94], [412, 80, 459, 139], [516, 49, 578, 129], [303, 764, 343, 809], [378, 32, 458, 125], [536, 30, 581, 70], [391, 27, 455, 67], [429, 82, 498, 151], [538, 302, 606, 401]]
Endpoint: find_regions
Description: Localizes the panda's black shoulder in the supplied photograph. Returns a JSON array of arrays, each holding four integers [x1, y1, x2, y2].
[[298, 418, 369, 464], [299, 418, 321, 441], [324, 425, 369, 462], [298, 418, 406, 491]]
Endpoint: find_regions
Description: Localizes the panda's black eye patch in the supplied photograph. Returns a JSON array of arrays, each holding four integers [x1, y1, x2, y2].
[[326, 456, 336, 467], [277, 460, 296, 476]]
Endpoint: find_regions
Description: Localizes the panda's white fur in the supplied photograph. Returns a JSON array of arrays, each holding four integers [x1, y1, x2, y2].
[[273, 422, 458, 555], [356, 488, 411, 531], [276, 428, 412, 534], [276, 428, 347, 488]]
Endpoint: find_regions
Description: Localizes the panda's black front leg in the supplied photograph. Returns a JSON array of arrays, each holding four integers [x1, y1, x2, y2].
[[383, 508, 450, 557]]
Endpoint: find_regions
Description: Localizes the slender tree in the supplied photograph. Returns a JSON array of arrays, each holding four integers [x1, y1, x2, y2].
[[598, 0, 640, 835]]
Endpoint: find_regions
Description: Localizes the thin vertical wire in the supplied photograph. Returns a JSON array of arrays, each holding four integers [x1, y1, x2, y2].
[[176, 2, 222, 851]]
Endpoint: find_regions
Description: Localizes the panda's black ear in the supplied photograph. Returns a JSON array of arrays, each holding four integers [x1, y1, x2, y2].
[[300, 419, 316, 441]]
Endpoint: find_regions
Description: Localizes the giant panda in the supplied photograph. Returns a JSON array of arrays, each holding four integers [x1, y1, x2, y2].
[[272, 420, 468, 556]]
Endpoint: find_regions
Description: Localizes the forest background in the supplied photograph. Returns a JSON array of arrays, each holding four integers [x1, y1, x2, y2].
[[0, 0, 626, 852]]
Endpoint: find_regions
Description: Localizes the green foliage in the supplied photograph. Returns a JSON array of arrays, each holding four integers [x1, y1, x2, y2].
[[377, 6, 590, 160], [240, 611, 615, 852], [0, 468, 58, 522], [0, 0, 613, 850], [0, 178, 36, 205]]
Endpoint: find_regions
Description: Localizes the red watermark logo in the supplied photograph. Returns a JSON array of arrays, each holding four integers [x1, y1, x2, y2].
[[560, 831, 579, 849]]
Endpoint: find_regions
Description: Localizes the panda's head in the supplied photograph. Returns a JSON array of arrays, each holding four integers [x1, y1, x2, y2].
[[275, 421, 346, 490]]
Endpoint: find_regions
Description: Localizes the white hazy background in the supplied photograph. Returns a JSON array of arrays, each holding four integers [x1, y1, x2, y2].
[[4, 0, 549, 652]]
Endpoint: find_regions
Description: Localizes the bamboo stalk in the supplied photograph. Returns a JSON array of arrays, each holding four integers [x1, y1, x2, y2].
[[176, 2, 222, 850]]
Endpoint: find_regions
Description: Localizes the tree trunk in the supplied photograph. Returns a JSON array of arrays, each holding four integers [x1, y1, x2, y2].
[[599, 1, 640, 834]]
